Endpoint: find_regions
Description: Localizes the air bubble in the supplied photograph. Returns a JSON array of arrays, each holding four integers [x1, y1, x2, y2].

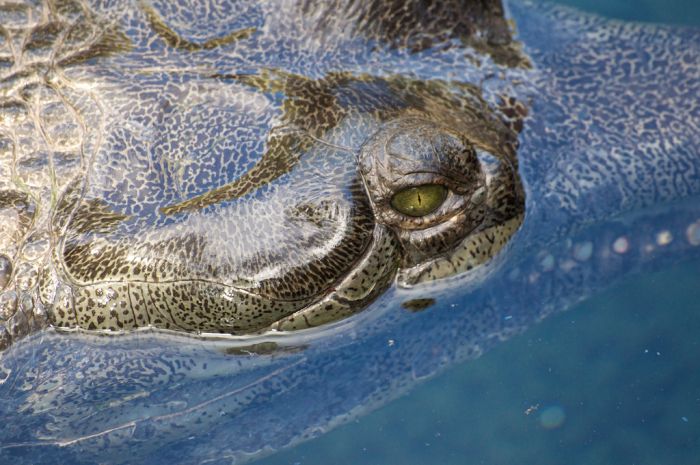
[[539, 405, 566, 429], [687, 220, 700, 246], [656, 230, 673, 246], [612, 236, 629, 254]]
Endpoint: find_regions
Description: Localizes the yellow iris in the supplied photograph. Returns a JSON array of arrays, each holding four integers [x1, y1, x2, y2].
[[390, 184, 447, 217]]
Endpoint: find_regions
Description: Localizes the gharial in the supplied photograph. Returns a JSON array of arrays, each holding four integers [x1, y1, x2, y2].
[[0, 1, 698, 465], [0, 0, 526, 348]]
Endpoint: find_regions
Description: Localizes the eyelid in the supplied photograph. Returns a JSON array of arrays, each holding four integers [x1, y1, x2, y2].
[[387, 171, 465, 193]]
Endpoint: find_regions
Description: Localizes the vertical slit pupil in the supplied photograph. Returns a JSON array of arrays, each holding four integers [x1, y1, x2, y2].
[[390, 184, 447, 217]]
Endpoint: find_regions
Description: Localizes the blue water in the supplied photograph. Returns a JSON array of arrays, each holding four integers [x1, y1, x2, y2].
[[0, 2, 696, 464], [257, 2, 700, 465]]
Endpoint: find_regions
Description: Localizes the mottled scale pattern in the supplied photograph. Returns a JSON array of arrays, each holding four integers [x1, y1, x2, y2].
[[0, 0, 527, 347], [510, 1, 700, 231], [0, 0, 127, 347]]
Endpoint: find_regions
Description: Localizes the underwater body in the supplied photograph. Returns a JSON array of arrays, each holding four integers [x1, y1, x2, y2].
[[1, 0, 699, 464]]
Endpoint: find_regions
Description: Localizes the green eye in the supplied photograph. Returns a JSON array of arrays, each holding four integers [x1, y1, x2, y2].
[[390, 184, 447, 217]]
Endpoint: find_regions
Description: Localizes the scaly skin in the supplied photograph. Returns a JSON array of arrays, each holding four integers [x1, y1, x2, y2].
[[0, 0, 131, 348], [0, 0, 525, 349]]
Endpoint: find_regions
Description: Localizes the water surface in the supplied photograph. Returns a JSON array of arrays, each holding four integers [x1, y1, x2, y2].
[[258, 1, 700, 464]]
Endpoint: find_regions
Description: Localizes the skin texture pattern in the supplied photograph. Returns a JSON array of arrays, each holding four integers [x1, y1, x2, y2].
[[0, 1, 698, 464], [0, 0, 525, 345]]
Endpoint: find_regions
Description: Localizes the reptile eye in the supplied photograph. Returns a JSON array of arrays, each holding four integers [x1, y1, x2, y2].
[[390, 184, 447, 217]]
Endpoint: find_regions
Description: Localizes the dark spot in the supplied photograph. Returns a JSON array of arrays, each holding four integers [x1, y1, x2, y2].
[[0, 254, 12, 290], [401, 298, 436, 312], [223, 342, 305, 356]]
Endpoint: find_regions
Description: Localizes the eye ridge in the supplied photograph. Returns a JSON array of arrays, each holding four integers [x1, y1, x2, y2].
[[390, 184, 447, 217]]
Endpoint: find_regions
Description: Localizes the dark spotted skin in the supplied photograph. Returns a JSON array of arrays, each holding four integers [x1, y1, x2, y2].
[[0, 0, 525, 349]]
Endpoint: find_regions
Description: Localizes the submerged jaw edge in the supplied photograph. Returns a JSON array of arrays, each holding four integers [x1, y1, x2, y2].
[[267, 225, 401, 332], [396, 213, 525, 286]]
